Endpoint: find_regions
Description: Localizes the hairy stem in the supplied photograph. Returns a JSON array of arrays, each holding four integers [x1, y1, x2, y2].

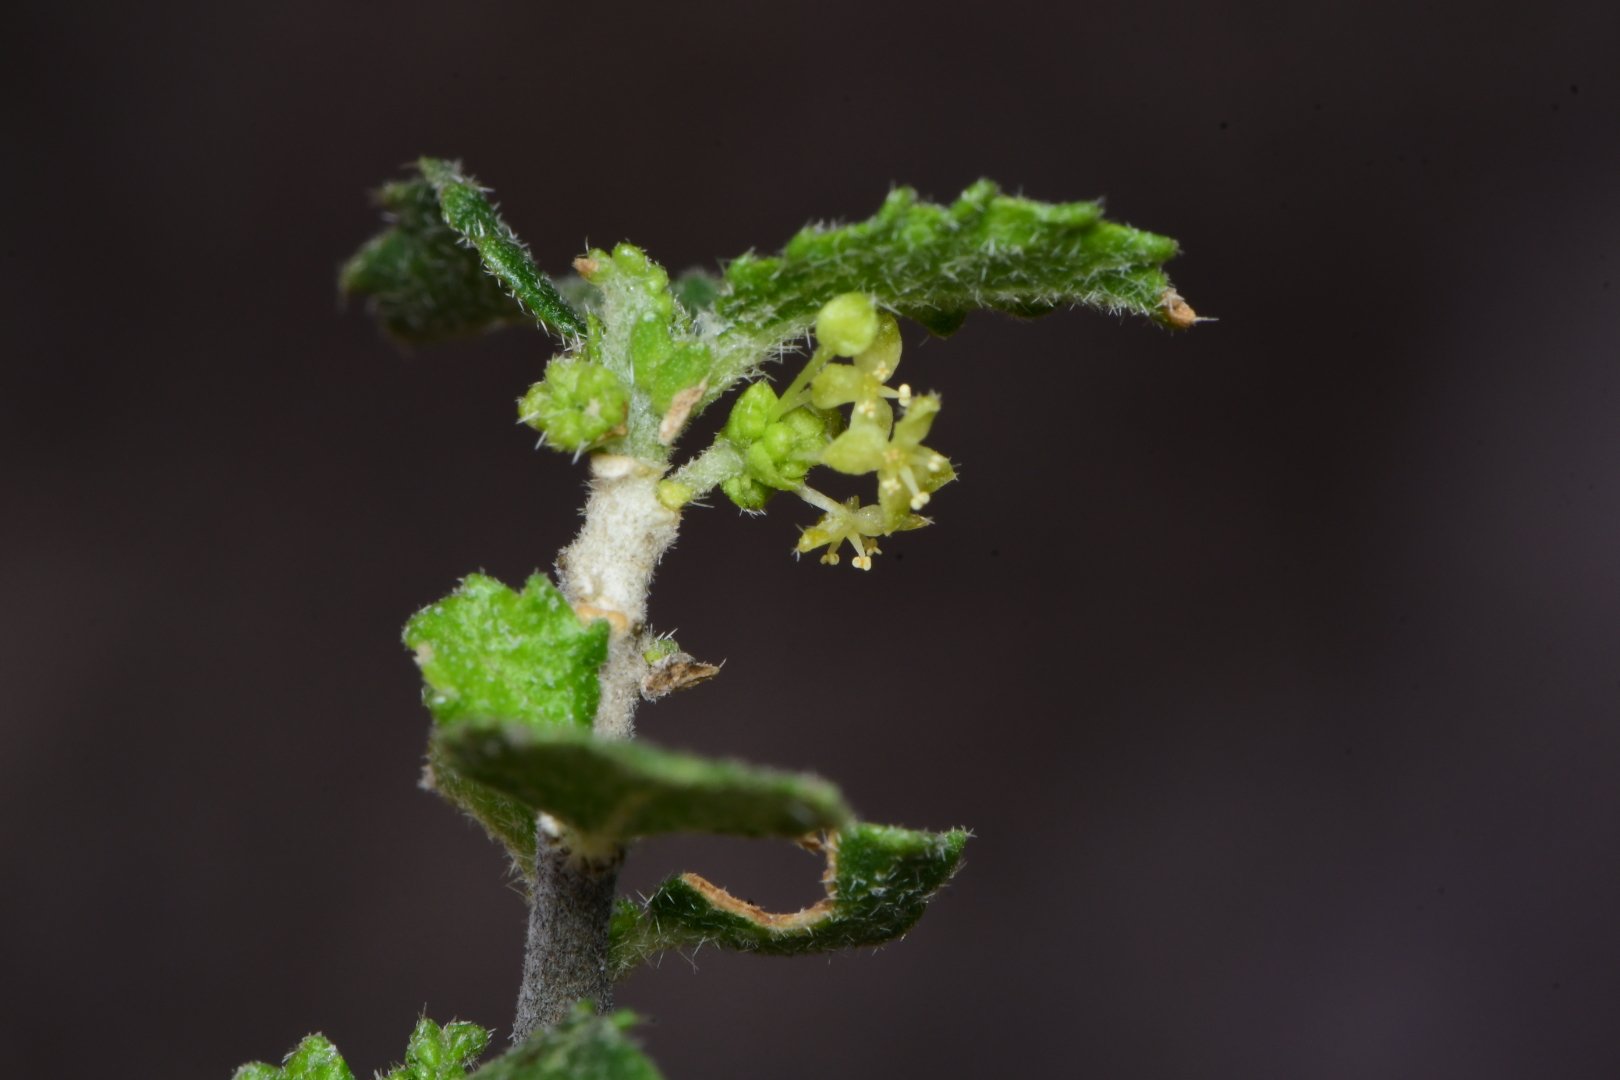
[[555, 453, 682, 740], [516, 451, 681, 1039], [667, 439, 744, 501], [512, 827, 624, 1043]]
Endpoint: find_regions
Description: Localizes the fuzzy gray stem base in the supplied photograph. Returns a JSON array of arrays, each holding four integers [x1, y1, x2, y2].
[[511, 830, 624, 1044]]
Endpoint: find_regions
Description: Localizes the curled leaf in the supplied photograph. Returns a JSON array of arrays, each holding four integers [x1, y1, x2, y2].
[[609, 822, 968, 975]]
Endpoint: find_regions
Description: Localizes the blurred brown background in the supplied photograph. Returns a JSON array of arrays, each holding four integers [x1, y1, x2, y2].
[[4, 1, 1618, 1076]]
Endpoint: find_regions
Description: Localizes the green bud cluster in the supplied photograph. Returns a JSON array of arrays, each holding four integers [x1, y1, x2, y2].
[[518, 347, 632, 451], [718, 381, 838, 510], [579, 243, 712, 416]]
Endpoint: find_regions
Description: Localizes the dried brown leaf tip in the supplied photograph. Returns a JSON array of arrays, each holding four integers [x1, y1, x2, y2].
[[1160, 288, 1199, 328], [641, 652, 722, 699], [658, 381, 708, 445]]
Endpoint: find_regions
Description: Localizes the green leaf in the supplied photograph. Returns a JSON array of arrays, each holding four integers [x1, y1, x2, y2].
[[416, 159, 586, 338], [671, 268, 721, 315], [404, 573, 610, 731], [340, 178, 530, 344], [384, 1019, 492, 1080], [232, 1035, 356, 1080], [706, 180, 1188, 387], [434, 723, 851, 843], [235, 1021, 492, 1080], [424, 735, 541, 867], [469, 1007, 661, 1080], [609, 822, 968, 975]]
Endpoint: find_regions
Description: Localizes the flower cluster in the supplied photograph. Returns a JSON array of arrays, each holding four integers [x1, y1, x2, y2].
[[793, 293, 955, 568]]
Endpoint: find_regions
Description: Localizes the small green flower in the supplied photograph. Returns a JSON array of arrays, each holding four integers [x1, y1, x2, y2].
[[816, 391, 953, 530], [793, 493, 927, 570], [794, 495, 889, 569], [809, 313, 905, 410], [819, 395, 893, 475], [874, 392, 954, 525]]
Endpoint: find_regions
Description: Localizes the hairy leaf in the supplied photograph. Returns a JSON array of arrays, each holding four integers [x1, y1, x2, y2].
[[404, 573, 610, 731], [424, 735, 541, 867], [234, 1020, 490, 1080], [233, 1036, 355, 1080], [470, 1007, 660, 1080], [340, 178, 528, 344], [434, 723, 850, 843], [706, 180, 1187, 388], [609, 823, 968, 975], [384, 1019, 491, 1080], [671, 268, 721, 315], [416, 159, 586, 338]]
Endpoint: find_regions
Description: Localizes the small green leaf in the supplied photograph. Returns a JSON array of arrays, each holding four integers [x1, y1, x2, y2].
[[609, 822, 968, 975], [576, 245, 715, 449], [236, 1021, 493, 1080], [404, 573, 610, 731], [232, 1034, 356, 1080], [384, 1019, 493, 1080], [416, 159, 586, 339], [434, 723, 851, 843], [706, 180, 1187, 389], [340, 178, 529, 344], [469, 1006, 661, 1080]]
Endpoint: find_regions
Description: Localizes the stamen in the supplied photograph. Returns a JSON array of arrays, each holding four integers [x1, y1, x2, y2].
[[850, 535, 873, 571]]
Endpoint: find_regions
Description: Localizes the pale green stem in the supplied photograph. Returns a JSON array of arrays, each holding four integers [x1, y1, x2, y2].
[[667, 439, 746, 500], [795, 485, 844, 515], [771, 343, 834, 417]]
